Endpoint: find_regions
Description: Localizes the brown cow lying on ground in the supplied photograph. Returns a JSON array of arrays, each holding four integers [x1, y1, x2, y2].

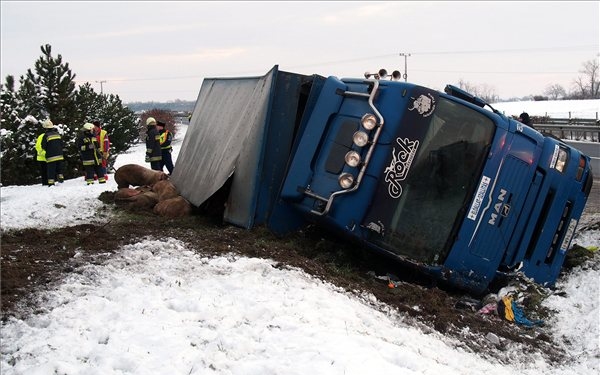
[[114, 187, 159, 211], [114, 186, 149, 200], [153, 196, 192, 218], [115, 164, 168, 189], [113, 165, 192, 217], [152, 180, 180, 202]]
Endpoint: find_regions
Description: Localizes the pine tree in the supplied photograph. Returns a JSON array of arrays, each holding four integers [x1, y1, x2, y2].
[[0, 76, 44, 185], [96, 93, 139, 160], [8, 44, 82, 182], [22, 44, 78, 124], [1, 44, 141, 185], [0, 76, 21, 132]]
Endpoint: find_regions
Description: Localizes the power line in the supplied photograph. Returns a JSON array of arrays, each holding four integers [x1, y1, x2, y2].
[[104, 75, 203, 83], [413, 45, 597, 55], [88, 45, 595, 84], [410, 69, 577, 75]]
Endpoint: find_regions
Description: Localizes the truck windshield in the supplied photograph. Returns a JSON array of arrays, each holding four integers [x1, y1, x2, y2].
[[373, 98, 496, 264]]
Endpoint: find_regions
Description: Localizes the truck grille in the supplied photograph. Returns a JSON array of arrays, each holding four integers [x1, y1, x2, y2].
[[525, 190, 554, 262], [545, 202, 573, 264]]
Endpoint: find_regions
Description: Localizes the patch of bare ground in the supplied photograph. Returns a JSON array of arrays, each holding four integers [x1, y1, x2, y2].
[[3, 184, 599, 365]]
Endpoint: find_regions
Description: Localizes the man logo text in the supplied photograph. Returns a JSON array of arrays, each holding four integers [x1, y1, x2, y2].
[[488, 189, 509, 226]]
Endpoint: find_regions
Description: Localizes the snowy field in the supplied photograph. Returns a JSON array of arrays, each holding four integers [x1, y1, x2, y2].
[[1, 101, 599, 374], [492, 99, 599, 119]]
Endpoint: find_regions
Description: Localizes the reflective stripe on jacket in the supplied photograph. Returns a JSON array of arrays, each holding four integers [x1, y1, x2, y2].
[[42, 130, 65, 163], [77, 131, 101, 166], [159, 130, 173, 150]]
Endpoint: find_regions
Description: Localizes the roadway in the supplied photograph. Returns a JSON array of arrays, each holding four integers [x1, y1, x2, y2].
[[564, 140, 600, 175], [567, 141, 600, 218]]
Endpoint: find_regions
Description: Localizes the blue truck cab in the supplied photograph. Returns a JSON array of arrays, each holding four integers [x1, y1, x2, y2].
[[278, 76, 593, 294], [173, 66, 593, 295]]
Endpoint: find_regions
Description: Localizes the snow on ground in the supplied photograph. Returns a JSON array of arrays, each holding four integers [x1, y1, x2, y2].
[[1, 111, 599, 374], [0, 127, 184, 232], [0, 240, 536, 375]]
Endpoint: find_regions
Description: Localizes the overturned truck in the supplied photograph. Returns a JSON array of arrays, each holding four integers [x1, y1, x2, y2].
[[171, 65, 593, 294]]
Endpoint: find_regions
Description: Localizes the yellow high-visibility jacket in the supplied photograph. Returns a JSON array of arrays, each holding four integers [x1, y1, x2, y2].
[[35, 133, 46, 161]]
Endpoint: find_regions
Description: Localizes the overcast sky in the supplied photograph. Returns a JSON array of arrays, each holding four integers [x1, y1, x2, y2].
[[1, 1, 598, 103]]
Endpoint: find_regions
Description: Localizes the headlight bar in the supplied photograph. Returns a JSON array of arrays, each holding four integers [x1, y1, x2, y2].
[[303, 79, 384, 216]]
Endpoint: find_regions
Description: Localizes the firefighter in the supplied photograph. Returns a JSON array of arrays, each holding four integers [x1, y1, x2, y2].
[[518, 112, 535, 129], [145, 117, 162, 171], [93, 120, 110, 180], [39, 119, 65, 186], [156, 120, 174, 175], [77, 122, 106, 185]]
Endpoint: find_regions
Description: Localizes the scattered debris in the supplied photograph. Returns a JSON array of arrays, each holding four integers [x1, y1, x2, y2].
[[454, 297, 481, 311], [497, 295, 544, 327], [368, 269, 549, 328], [485, 332, 500, 346], [563, 243, 598, 270]]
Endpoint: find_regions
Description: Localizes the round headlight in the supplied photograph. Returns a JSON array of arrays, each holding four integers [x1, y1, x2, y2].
[[345, 151, 361, 167], [360, 113, 377, 130], [338, 173, 354, 189], [353, 131, 369, 147]]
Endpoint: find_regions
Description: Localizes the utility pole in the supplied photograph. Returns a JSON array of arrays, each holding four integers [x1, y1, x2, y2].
[[96, 80, 107, 94], [399, 53, 411, 82]]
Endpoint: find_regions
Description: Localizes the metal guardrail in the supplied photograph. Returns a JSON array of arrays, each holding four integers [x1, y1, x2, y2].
[[540, 117, 598, 123], [533, 118, 600, 142]]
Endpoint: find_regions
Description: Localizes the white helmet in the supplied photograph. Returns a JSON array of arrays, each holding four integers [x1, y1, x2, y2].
[[82, 122, 95, 131], [42, 119, 54, 129], [146, 117, 157, 126]]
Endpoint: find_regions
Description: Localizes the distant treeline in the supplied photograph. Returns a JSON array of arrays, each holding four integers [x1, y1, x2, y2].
[[125, 100, 195, 113]]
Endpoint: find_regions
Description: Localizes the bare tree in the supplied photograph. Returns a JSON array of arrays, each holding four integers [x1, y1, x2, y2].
[[456, 79, 499, 103], [544, 84, 566, 100], [457, 79, 478, 95], [573, 59, 599, 99], [478, 83, 499, 103]]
